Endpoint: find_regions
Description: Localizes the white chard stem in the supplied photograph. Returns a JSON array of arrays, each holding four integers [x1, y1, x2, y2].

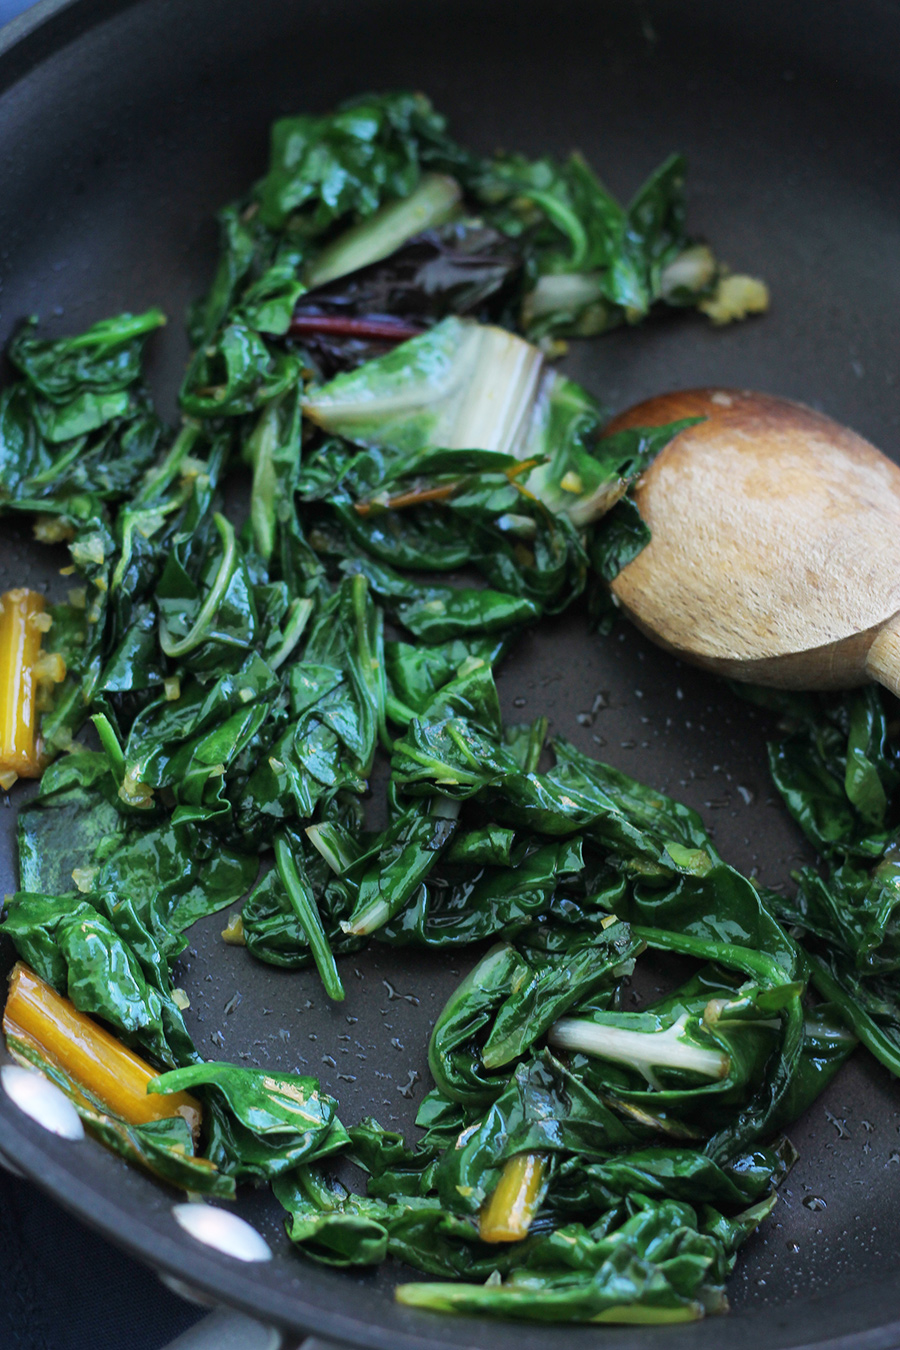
[[547, 1014, 730, 1086]]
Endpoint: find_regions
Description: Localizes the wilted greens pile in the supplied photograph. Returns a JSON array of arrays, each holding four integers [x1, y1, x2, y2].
[[1, 91, 895, 1325]]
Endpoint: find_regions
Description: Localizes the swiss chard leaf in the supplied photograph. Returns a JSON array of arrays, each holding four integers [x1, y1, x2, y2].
[[256, 92, 472, 233], [150, 1061, 348, 1181]]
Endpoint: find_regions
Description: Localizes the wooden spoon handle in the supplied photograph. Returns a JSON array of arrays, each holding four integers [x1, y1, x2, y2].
[[866, 614, 900, 697]]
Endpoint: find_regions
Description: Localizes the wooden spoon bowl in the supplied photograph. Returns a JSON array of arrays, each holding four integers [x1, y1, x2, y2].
[[604, 388, 900, 694]]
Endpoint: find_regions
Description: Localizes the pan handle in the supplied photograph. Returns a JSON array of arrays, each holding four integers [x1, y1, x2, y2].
[[157, 1308, 351, 1350], [158, 1308, 281, 1349]]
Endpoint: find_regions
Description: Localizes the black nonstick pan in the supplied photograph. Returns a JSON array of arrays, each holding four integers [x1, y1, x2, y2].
[[2, 2, 900, 1347]]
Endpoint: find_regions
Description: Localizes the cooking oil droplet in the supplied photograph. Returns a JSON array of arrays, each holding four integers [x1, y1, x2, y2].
[[382, 978, 419, 1005], [397, 1069, 420, 1098], [803, 1195, 827, 1212]]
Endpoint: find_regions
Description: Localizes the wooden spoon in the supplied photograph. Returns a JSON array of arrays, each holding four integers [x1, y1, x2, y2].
[[604, 388, 900, 695]]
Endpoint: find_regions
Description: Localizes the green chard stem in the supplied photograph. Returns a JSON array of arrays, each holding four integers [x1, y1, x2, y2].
[[522, 715, 548, 775], [351, 572, 391, 755], [384, 691, 419, 727], [90, 713, 126, 784], [274, 834, 344, 1002], [306, 173, 462, 289], [520, 189, 590, 269], [133, 420, 202, 508], [159, 512, 236, 658], [304, 822, 361, 875], [632, 925, 788, 989], [244, 396, 284, 561], [268, 597, 314, 672], [807, 957, 898, 1075], [342, 800, 459, 937], [65, 306, 166, 350]]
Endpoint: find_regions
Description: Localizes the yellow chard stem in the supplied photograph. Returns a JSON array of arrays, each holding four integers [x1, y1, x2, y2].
[[478, 1151, 548, 1244], [0, 588, 65, 790], [3, 962, 202, 1139]]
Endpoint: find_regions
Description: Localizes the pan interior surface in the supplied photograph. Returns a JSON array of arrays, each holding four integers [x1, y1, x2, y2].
[[1, 1, 900, 1346]]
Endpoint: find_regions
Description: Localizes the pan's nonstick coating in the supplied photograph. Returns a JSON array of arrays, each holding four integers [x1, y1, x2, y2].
[[2, 2, 900, 1347]]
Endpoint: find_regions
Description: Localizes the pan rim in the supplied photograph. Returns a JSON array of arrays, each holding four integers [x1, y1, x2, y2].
[[2, 2, 900, 1347], [0, 0, 130, 77], [4, 1083, 900, 1350]]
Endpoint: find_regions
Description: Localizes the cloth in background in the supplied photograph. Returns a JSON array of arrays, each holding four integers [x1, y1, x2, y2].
[[0, 1, 33, 27], [0, 1164, 204, 1350]]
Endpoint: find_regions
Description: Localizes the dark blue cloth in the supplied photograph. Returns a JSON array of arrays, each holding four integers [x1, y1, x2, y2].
[[0, 0, 32, 27], [0, 1164, 204, 1350]]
